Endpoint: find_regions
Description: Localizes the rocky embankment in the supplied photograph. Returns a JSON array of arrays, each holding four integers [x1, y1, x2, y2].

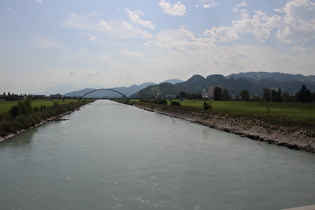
[[134, 103, 315, 153]]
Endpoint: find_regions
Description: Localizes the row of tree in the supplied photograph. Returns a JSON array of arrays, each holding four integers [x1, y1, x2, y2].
[[177, 85, 315, 103], [1, 92, 65, 101]]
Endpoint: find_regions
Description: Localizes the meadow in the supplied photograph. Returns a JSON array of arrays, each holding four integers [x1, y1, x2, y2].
[[176, 100, 315, 120], [128, 99, 315, 126], [0, 99, 78, 114]]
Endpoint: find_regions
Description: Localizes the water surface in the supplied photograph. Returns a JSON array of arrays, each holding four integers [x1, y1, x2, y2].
[[1, 100, 315, 209]]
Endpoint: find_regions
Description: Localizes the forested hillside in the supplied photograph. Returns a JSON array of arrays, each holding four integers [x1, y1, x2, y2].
[[132, 72, 315, 99]]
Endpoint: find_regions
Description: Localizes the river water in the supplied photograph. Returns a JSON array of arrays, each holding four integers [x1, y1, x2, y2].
[[1, 100, 315, 210]]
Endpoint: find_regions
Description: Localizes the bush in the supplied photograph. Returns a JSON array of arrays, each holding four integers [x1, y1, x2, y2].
[[154, 99, 167, 105], [203, 101, 212, 110], [171, 101, 181, 106], [0, 119, 13, 136], [9, 105, 20, 118], [139, 99, 153, 103]]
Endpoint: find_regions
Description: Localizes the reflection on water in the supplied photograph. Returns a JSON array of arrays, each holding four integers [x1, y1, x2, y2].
[[0, 100, 315, 210]]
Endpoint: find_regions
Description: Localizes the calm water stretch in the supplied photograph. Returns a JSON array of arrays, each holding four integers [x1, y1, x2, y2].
[[1, 100, 315, 210]]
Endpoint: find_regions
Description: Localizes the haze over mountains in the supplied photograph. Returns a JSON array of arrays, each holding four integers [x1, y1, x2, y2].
[[64, 72, 315, 98]]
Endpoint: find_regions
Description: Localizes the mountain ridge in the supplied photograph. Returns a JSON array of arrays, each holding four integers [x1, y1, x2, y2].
[[63, 79, 183, 97], [132, 72, 315, 98]]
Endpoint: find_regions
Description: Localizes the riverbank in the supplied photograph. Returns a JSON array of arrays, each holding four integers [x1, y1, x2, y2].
[[0, 111, 71, 143], [0, 100, 93, 143], [133, 103, 315, 153]]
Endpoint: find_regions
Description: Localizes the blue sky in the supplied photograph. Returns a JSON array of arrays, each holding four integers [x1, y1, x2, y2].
[[1, 0, 315, 94]]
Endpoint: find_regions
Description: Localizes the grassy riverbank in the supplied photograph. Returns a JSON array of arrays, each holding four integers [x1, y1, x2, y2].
[[126, 99, 315, 128], [0, 99, 93, 137]]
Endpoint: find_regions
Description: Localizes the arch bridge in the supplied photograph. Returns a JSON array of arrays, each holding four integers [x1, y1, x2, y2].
[[79, 88, 128, 99]]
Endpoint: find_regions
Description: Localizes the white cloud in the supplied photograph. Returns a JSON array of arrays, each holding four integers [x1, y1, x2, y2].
[[36, 0, 43, 3], [201, 0, 219, 9], [125, 9, 155, 30], [233, 10, 281, 42], [99, 19, 113, 31], [148, 27, 315, 78], [233, 1, 248, 13], [158, 0, 186, 16], [88, 36, 97, 41], [276, 0, 315, 43], [63, 13, 152, 40], [231, 0, 315, 43], [121, 48, 144, 60], [121, 21, 153, 39], [204, 26, 239, 42], [100, 54, 114, 63], [63, 12, 102, 31], [148, 29, 216, 54]]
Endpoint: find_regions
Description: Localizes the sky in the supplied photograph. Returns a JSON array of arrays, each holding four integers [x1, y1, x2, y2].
[[1, 0, 315, 94]]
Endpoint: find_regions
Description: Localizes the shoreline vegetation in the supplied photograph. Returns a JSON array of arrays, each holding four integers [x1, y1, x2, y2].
[[0, 99, 93, 142], [119, 99, 315, 153]]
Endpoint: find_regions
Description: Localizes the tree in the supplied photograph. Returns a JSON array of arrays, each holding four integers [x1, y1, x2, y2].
[[222, 88, 230, 101], [239, 90, 250, 101], [18, 98, 32, 116], [277, 88, 282, 102], [282, 92, 294, 103], [9, 105, 20, 118], [271, 89, 282, 102], [295, 85, 312, 103], [213, 87, 222, 101], [262, 88, 271, 102], [178, 91, 188, 99]]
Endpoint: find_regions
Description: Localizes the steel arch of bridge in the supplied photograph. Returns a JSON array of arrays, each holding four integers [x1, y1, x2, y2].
[[79, 88, 128, 99]]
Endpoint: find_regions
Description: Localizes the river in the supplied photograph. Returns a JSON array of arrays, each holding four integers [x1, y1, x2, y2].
[[0, 100, 315, 210]]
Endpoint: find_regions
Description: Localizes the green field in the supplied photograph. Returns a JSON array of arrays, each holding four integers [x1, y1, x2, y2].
[[175, 100, 315, 120], [0, 99, 78, 114], [128, 99, 315, 126]]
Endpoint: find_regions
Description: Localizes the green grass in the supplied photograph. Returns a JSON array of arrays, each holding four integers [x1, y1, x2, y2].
[[126, 99, 315, 121], [0, 99, 78, 114], [170, 100, 315, 125], [178, 100, 313, 115]]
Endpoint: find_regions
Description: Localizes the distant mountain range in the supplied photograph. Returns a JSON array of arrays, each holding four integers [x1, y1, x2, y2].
[[132, 72, 315, 98], [63, 79, 183, 98], [63, 72, 315, 98]]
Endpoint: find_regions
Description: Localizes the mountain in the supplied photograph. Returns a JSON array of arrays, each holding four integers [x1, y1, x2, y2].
[[227, 72, 315, 95], [63, 79, 182, 98], [132, 72, 315, 98], [227, 72, 315, 82], [63, 83, 154, 98]]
